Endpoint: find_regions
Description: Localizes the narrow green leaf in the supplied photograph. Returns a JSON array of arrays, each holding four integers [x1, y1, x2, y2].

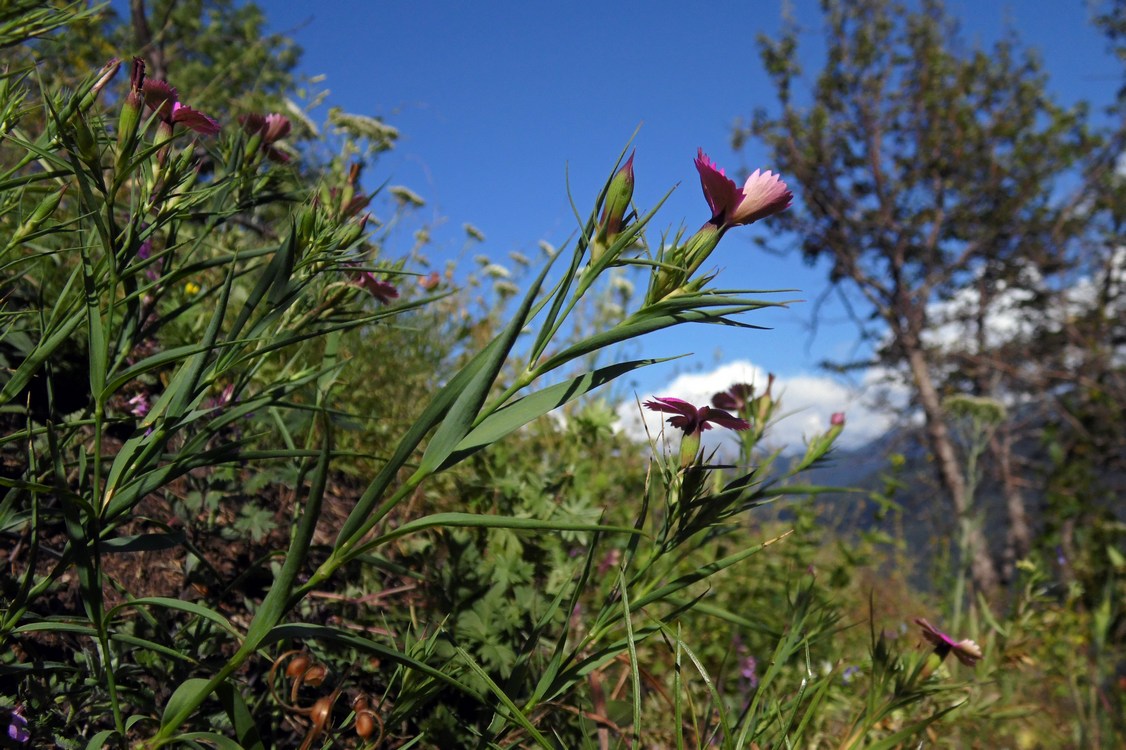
[[174, 732, 245, 750], [452, 642, 554, 748], [85, 730, 117, 750], [98, 531, 186, 553], [264, 623, 480, 698], [162, 678, 213, 726], [366, 511, 642, 550], [534, 298, 789, 377], [0, 313, 83, 407], [107, 597, 240, 639], [110, 633, 197, 664], [441, 357, 669, 469], [417, 254, 555, 475], [216, 682, 266, 750]]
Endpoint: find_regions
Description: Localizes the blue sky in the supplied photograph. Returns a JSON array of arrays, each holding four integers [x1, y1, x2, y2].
[[252, 1, 1121, 443]]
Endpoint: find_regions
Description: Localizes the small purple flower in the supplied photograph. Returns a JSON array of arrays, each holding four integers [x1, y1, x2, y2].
[[841, 665, 861, 685], [6, 705, 29, 743], [128, 392, 151, 418], [597, 548, 621, 576], [643, 397, 750, 436], [205, 383, 236, 411], [739, 655, 758, 689], [915, 617, 983, 667], [136, 237, 162, 282]]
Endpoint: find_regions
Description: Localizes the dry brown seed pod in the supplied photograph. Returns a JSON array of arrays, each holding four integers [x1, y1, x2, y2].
[[285, 654, 312, 679], [308, 696, 333, 733], [355, 711, 375, 740], [303, 664, 328, 686]]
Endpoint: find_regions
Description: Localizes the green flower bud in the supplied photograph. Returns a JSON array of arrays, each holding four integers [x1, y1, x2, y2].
[[8, 185, 67, 248], [591, 151, 635, 264], [115, 58, 146, 171]]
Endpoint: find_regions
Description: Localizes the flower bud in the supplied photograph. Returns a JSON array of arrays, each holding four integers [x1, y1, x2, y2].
[[115, 58, 145, 169], [78, 58, 121, 113], [591, 151, 635, 264], [336, 221, 364, 249], [9, 185, 67, 247], [753, 374, 776, 428], [825, 412, 845, 443]]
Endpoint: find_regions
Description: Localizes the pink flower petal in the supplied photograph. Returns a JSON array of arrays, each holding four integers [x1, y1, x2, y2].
[[696, 149, 792, 228], [730, 169, 792, 225], [354, 272, 399, 304], [915, 618, 982, 667], [697, 406, 749, 431], [645, 397, 749, 435], [695, 149, 741, 222], [263, 113, 291, 143], [141, 79, 178, 120], [171, 103, 220, 135]]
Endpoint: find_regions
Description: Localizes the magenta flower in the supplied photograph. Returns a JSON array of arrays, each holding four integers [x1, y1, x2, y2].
[[830, 412, 846, 427], [353, 272, 399, 305], [695, 149, 791, 229], [915, 617, 983, 667], [643, 397, 750, 436], [239, 112, 293, 161], [141, 79, 220, 135]]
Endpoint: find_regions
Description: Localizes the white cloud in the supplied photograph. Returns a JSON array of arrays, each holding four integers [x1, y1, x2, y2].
[[614, 359, 909, 455]]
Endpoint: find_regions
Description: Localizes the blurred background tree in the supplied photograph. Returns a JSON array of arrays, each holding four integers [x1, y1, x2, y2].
[[738, 0, 1125, 608]]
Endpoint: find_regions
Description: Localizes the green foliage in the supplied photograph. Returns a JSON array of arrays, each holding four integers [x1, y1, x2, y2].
[[2, 2, 1120, 748]]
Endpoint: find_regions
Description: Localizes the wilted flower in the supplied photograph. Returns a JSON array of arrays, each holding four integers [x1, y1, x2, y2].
[[483, 263, 510, 279], [643, 396, 750, 436], [141, 79, 220, 135], [494, 280, 520, 297], [695, 149, 791, 230], [915, 617, 983, 667], [353, 272, 399, 304], [390, 186, 425, 208], [419, 271, 441, 291], [711, 383, 755, 412], [79, 57, 121, 111]]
